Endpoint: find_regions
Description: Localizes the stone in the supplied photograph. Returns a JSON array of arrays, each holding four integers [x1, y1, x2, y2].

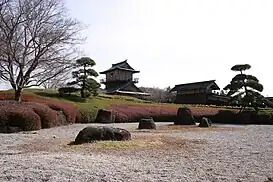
[[138, 118, 156, 130], [198, 117, 212, 127], [0, 126, 22, 133], [174, 107, 196, 125], [94, 109, 115, 123], [264, 177, 273, 182], [74, 126, 131, 145]]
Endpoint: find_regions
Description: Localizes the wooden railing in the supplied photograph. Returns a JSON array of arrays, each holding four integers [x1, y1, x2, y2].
[[100, 78, 139, 83]]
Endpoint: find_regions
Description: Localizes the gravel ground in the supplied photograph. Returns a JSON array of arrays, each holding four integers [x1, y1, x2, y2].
[[0, 123, 272, 182]]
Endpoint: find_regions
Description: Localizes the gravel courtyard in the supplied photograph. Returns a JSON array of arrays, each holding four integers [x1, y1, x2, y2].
[[0, 123, 272, 182]]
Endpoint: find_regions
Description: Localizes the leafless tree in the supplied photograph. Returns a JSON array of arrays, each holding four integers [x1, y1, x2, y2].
[[41, 71, 71, 90], [139, 86, 176, 103], [0, 0, 85, 101]]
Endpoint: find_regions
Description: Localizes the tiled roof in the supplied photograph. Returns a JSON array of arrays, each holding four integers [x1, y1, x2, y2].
[[103, 81, 144, 93], [170, 80, 220, 92], [100, 60, 140, 74]]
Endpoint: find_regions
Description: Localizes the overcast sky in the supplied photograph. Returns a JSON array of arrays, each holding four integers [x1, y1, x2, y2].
[[1, 0, 273, 96]]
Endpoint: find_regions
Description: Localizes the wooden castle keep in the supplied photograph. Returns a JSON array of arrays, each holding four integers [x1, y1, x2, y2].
[[100, 60, 150, 96]]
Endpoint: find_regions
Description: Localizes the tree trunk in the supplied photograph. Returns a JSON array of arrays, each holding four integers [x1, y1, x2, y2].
[[80, 88, 84, 98], [81, 64, 86, 98], [14, 88, 22, 102]]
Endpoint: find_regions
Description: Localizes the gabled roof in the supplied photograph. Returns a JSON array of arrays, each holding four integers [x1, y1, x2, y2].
[[170, 80, 220, 92], [100, 59, 140, 74]]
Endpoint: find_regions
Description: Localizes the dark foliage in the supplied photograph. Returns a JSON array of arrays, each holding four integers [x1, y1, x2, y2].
[[68, 57, 100, 98], [58, 87, 80, 96], [35, 91, 87, 103], [0, 92, 78, 124], [0, 101, 71, 132], [224, 64, 266, 111]]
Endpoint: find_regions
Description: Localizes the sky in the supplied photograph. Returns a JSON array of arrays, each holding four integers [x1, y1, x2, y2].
[[1, 0, 273, 96]]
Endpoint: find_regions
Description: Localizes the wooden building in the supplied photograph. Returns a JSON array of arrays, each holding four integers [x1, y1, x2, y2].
[[170, 80, 230, 105], [99, 60, 150, 96]]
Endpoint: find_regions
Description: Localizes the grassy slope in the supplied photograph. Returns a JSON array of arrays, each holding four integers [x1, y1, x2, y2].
[[2, 89, 273, 123], [15, 89, 182, 121]]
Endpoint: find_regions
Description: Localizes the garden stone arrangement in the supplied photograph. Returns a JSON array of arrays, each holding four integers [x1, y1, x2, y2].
[[0, 123, 272, 182], [74, 126, 131, 144], [138, 117, 156, 130], [198, 117, 212, 127], [174, 107, 196, 125], [94, 109, 116, 123]]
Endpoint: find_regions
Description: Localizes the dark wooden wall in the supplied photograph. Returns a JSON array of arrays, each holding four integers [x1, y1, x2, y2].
[[175, 93, 229, 105], [175, 93, 207, 104]]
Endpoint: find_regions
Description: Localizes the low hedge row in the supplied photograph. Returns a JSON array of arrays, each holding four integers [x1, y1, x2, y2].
[[203, 110, 273, 125], [108, 104, 273, 125], [0, 92, 78, 124], [1, 91, 272, 133], [108, 104, 235, 122], [0, 101, 71, 131]]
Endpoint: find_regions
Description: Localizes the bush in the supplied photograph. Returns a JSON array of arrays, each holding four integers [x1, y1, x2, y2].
[[0, 92, 78, 124], [58, 87, 79, 96], [0, 100, 78, 132], [75, 109, 91, 123], [0, 101, 42, 131], [207, 109, 273, 125], [107, 104, 225, 122], [209, 110, 238, 124], [31, 102, 63, 128]]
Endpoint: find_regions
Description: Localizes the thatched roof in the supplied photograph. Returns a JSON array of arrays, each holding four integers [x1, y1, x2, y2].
[[100, 60, 140, 74], [170, 80, 220, 92]]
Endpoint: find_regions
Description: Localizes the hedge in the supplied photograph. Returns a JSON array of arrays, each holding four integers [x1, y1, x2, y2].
[[0, 101, 60, 131], [0, 92, 78, 124], [108, 104, 232, 122], [108, 104, 273, 124]]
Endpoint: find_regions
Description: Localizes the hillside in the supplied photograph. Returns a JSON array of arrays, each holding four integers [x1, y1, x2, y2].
[[1, 89, 273, 130], [0, 89, 226, 122]]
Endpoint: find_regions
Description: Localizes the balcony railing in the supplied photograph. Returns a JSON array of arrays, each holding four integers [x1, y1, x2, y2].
[[100, 78, 139, 83], [133, 78, 139, 83], [100, 79, 106, 83]]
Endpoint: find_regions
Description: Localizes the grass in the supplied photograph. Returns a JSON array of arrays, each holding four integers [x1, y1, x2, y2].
[[2, 89, 273, 124], [1, 89, 162, 122], [1, 89, 183, 122]]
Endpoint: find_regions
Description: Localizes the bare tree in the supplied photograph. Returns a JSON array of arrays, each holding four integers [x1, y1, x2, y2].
[[41, 71, 71, 90], [0, 0, 85, 101], [139, 86, 176, 103]]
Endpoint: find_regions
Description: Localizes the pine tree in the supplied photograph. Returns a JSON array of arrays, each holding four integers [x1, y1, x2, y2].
[[224, 64, 264, 111], [68, 57, 100, 98]]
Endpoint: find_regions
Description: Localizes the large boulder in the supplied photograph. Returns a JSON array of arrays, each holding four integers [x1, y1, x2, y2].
[[138, 118, 156, 130], [198, 117, 212, 127], [74, 126, 131, 144], [174, 107, 196, 125], [0, 126, 22, 133], [95, 109, 115, 123]]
